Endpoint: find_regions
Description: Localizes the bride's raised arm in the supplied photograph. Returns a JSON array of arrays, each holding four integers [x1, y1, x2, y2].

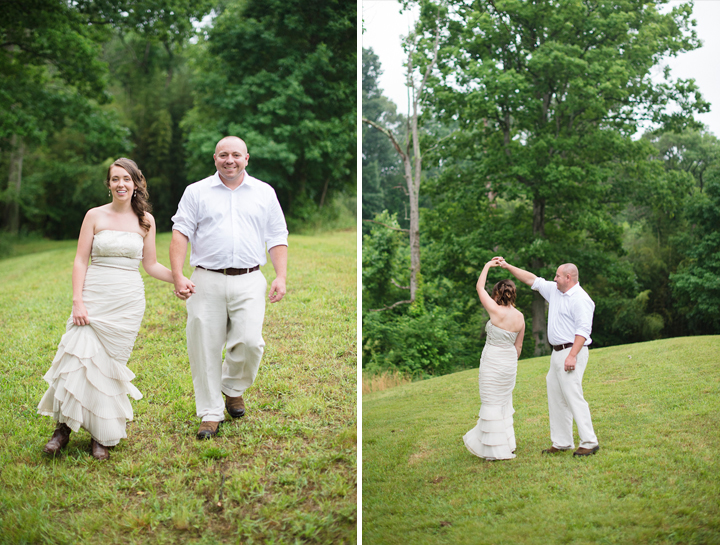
[[476, 258, 502, 317]]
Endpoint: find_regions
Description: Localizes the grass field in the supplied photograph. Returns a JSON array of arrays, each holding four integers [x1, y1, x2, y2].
[[0, 229, 357, 544], [362, 337, 720, 545]]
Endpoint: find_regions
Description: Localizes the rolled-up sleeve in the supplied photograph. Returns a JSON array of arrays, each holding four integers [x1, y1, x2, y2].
[[171, 186, 197, 239], [574, 297, 595, 340], [531, 277, 556, 302], [264, 190, 288, 250]]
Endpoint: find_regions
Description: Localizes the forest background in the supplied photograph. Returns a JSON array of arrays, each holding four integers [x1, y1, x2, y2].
[[362, 0, 720, 379], [0, 0, 357, 246]]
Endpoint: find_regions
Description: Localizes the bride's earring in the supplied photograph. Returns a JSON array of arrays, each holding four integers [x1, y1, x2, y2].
[[108, 190, 111, 197], [133, 190, 137, 197]]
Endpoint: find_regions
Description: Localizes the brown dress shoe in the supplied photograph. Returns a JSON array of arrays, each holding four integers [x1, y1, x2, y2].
[[43, 423, 72, 455], [91, 439, 110, 461], [573, 445, 600, 457], [542, 446, 570, 454], [225, 394, 246, 418], [197, 421, 221, 439]]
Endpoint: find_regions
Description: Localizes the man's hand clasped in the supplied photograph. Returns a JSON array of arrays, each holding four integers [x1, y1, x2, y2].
[[173, 277, 196, 300], [492, 256, 508, 268]]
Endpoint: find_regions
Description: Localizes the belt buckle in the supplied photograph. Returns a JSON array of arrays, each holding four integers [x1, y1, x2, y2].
[[222, 268, 228, 276]]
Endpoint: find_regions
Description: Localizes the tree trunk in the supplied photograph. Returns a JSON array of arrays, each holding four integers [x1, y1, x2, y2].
[[164, 41, 174, 88], [319, 176, 330, 208], [4, 134, 25, 235], [531, 196, 550, 355], [407, 80, 423, 305], [407, 154, 420, 303]]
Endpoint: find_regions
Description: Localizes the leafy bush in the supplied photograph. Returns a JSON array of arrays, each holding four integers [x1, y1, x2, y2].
[[362, 308, 459, 378]]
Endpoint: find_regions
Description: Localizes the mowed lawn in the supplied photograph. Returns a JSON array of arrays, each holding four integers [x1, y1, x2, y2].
[[363, 337, 720, 545], [0, 229, 357, 544]]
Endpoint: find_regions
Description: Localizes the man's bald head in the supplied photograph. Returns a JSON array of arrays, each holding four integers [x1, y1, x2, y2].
[[214, 136, 250, 186], [554, 263, 579, 293], [561, 263, 579, 283], [215, 136, 247, 155]]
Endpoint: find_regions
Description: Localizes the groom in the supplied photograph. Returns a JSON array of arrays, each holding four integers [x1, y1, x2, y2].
[[170, 136, 288, 440], [496, 258, 600, 457]]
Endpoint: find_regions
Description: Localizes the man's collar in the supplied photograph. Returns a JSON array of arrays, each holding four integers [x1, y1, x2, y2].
[[564, 283, 581, 296], [210, 172, 224, 187], [211, 170, 252, 188]]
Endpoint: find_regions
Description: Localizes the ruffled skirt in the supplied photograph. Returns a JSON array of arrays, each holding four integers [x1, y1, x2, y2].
[[37, 264, 145, 447], [463, 344, 518, 460]]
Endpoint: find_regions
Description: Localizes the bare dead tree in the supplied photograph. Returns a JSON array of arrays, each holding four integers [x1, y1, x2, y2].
[[362, 15, 441, 312]]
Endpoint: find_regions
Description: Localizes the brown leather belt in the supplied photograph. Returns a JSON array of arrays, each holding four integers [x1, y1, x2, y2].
[[552, 343, 574, 351], [197, 265, 259, 276]]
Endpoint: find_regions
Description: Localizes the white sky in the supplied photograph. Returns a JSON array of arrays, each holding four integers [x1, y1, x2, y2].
[[361, 0, 720, 137]]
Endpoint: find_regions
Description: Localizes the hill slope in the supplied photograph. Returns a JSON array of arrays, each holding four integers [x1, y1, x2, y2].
[[363, 337, 720, 545]]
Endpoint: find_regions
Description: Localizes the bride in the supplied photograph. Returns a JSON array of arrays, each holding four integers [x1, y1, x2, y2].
[[463, 257, 525, 460], [37, 158, 182, 460]]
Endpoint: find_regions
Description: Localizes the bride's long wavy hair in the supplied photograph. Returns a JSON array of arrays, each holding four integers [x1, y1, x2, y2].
[[492, 279, 517, 307], [105, 158, 152, 232]]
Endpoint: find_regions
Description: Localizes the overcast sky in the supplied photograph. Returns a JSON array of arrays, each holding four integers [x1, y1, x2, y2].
[[361, 0, 720, 137]]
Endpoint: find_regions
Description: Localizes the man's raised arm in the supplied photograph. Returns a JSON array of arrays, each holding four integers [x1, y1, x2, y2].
[[494, 257, 537, 287]]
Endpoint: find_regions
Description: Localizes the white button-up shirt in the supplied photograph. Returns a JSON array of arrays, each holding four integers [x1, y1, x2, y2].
[[171, 171, 288, 269], [532, 277, 595, 346]]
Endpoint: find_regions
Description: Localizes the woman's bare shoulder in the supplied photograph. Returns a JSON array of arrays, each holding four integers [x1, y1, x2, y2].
[[85, 204, 111, 219], [512, 307, 525, 326]]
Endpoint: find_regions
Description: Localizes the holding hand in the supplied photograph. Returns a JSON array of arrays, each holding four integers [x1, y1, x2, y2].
[[173, 276, 196, 300], [492, 256, 508, 268]]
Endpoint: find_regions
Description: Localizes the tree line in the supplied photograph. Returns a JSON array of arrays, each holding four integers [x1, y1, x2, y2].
[[0, 0, 356, 240], [362, 0, 720, 378]]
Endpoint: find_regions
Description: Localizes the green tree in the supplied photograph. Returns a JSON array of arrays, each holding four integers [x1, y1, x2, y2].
[[184, 0, 356, 217], [0, 0, 213, 237], [0, 0, 114, 233], [362, 211, 460, 377], [362, 48, 407, 231], [615, 129, 715, 338], [95, 0, 213, 231], [670, 172, 720, 334], [417, 0, 709, 353]]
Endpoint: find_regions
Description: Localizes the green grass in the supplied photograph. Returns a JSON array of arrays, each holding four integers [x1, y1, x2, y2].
[[0, 229, 357, 544], [362, 337, 720, 545]]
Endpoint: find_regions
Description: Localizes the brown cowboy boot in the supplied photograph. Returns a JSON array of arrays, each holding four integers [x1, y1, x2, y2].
[[43, 422, 72, 455], [91, 439, 110, 461]]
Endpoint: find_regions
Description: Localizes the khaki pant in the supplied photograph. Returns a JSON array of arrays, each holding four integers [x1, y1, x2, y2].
[[547, 346, 598, 449], [186, 267, 267, 422]]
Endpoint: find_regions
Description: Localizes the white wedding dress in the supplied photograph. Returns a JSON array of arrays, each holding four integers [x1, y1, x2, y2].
[[38, 230, 146, 447], [463, 321, 518, 460]]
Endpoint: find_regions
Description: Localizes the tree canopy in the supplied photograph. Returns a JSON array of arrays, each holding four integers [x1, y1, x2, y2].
[[416, 0, 709, 353], [0, 0, 356, 239], [362, 0, 720, 376], [183, 0, 357, 216]]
